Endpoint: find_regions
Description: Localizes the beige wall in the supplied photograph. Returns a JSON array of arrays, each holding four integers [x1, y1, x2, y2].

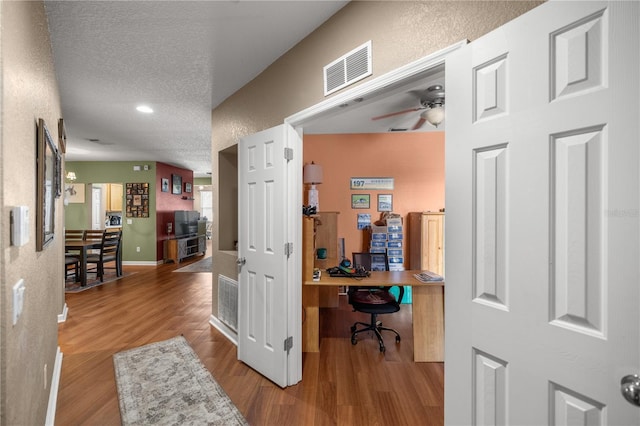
[[210, 1, 543, 316], [1, 1, 64, 424]]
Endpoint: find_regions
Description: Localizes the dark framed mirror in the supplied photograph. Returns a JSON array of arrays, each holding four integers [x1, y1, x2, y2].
[[36, 118, 57, 251]]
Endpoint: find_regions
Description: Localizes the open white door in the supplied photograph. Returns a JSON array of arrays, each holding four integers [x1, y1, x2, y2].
[[237, 124, 302, 388], [445, 1, 639, 424]]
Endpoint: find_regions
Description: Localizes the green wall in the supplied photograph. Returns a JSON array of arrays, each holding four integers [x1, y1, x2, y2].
[[194, 177, 212, 186], [64, 161, 157, 263]]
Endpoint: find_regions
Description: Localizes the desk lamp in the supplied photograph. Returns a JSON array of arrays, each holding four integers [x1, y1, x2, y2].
[[303, 161, 323, 211]]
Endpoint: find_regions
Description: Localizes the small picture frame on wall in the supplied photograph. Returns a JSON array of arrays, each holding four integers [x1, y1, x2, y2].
[[351, 194, 370, 209], [172, 174, 182, 195], [184, 182, 192, 193], [377, 194, 393, 212], [357, 213, 371, 230], [161, 178, 169, 193]]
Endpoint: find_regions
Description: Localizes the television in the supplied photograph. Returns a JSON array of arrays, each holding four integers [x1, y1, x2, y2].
[[174, 210, 200, 238]]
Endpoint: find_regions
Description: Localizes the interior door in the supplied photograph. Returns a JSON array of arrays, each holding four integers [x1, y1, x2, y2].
[[445, 1, 639, 424], [237, 124, 301, 388], [91, 185, 102, 229]]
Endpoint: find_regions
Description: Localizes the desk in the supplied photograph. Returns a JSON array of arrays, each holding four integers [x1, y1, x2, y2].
[[303, 270, 444, 362], [65, 240, 102, 287]]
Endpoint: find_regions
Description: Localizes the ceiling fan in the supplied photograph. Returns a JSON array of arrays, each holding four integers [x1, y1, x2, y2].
[[372, 84, 445, 130]]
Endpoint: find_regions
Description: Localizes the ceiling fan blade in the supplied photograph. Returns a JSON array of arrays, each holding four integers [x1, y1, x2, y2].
[[371, 107, 422, 121], [411, 117, 426, 130]]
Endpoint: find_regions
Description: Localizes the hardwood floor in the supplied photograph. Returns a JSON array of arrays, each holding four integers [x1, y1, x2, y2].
[[56, 255, 444, 425]]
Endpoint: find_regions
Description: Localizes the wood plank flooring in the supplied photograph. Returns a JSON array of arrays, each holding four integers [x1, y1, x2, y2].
[[56, 254, 444, 425]]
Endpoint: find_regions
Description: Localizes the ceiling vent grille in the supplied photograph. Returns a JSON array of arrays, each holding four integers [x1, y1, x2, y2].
[[324, 41, 372, 96]]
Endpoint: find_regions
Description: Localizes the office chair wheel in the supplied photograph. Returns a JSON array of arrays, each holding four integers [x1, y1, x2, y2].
[[395, 335, 401, 343], [351, 337, 358, 345], [379, 344, 386, 353]]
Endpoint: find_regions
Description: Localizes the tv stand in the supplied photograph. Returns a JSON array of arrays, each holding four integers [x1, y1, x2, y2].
[[164, 234, 206, 263]]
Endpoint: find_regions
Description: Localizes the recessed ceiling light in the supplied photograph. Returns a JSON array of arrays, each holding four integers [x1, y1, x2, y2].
[[136, 105, 153, 113]]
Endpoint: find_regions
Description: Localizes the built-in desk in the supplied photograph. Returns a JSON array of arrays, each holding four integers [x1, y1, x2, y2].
[[303, 270, 444, 362]]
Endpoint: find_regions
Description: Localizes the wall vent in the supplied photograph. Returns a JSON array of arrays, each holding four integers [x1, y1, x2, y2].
[[324, 40, 372, 96], [218, 274, 238, 332]]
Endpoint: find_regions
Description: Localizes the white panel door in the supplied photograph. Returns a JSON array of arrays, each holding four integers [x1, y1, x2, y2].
[[445, 1, 639, 424], [238, 124, 298, 388], [91, 185, 102, 230]]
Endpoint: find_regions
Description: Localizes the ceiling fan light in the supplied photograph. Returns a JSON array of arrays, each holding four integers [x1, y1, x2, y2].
[[424, 105, 445, 127]]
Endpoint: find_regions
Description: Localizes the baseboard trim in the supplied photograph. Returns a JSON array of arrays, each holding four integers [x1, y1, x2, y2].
[[45, 347, 63, 426], [209, 315, 238, 346], [58, 303, 68, 323], [121, 261, 158, 266]]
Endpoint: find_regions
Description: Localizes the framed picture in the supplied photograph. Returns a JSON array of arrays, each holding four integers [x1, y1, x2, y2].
[[377, 194, 393, 212], [65, 183, 85, 203], [184, 182, 192, 193], [54, 148, 62, 198], [161, 178, 169, 193], [172, 174, 182, 194], [351, 194, 370, 209], [126, 182, 150, 217], [36, 118, 57, 251], [357, 213, 371, 230], [58, 118, 67, 154]]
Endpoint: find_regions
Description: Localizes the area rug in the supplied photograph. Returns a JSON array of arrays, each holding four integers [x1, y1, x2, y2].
[[173, 256, 212, 273], [65, 271, 136, 293], [113, 335, 248, 426]]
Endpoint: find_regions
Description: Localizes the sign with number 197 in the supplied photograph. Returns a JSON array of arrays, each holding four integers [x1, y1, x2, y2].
[[350, 177, 394, 190]]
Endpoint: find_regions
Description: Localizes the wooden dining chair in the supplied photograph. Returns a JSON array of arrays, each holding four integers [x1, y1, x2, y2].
[[84, 229, 105, 255], [83, 229, 104, 242], [65, 255, 80, 282], [65, 229, 85, 240], [64, 229, 85, 255], [86, 229, 121, 282]]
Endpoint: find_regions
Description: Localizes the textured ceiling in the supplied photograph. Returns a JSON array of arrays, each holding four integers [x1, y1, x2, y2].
[[45, 0, 348, 177]]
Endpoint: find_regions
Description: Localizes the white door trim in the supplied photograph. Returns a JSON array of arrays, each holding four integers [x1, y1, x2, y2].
[[282, 40, 466, 383]]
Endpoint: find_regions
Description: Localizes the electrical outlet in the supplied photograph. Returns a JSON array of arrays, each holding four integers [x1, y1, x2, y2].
[[136, 246, 140, 252]]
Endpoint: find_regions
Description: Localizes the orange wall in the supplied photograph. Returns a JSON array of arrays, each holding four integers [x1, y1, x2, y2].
[[303, 132, 445, 263]]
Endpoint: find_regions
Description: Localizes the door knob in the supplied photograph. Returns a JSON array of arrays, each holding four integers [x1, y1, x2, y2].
[[236, 257, 246, 266], [621, 374, 640, 406]]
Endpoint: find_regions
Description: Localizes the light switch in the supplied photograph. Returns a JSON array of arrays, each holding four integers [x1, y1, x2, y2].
[[13, 279, 25, 325]]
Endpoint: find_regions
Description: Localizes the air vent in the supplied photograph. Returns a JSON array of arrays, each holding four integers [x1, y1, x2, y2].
[[218, 274, 238, 332], [324, 41, 372, 96]]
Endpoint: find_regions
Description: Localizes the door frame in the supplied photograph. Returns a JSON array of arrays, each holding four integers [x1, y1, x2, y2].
[[283, 40, 466, 379]]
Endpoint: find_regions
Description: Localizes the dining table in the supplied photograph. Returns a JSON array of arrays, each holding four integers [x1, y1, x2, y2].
[[65, 239, 103, 287]]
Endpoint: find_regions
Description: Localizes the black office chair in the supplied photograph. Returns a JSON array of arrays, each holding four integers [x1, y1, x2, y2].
[[348, 252, 404, 352]]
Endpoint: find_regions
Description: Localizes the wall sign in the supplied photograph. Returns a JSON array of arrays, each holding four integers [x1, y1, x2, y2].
[[350, 177, 394, 190]]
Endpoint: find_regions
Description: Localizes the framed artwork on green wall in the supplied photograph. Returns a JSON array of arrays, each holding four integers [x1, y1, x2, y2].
[[126, 182, 149, 217]]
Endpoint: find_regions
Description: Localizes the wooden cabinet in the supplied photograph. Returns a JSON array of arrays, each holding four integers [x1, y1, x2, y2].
[[302, 212, 339, 352], [164, 235, 206, 263], [106, 183, 123, 211], [407, 212, 444, 276], [313, 212, 340, 307]]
